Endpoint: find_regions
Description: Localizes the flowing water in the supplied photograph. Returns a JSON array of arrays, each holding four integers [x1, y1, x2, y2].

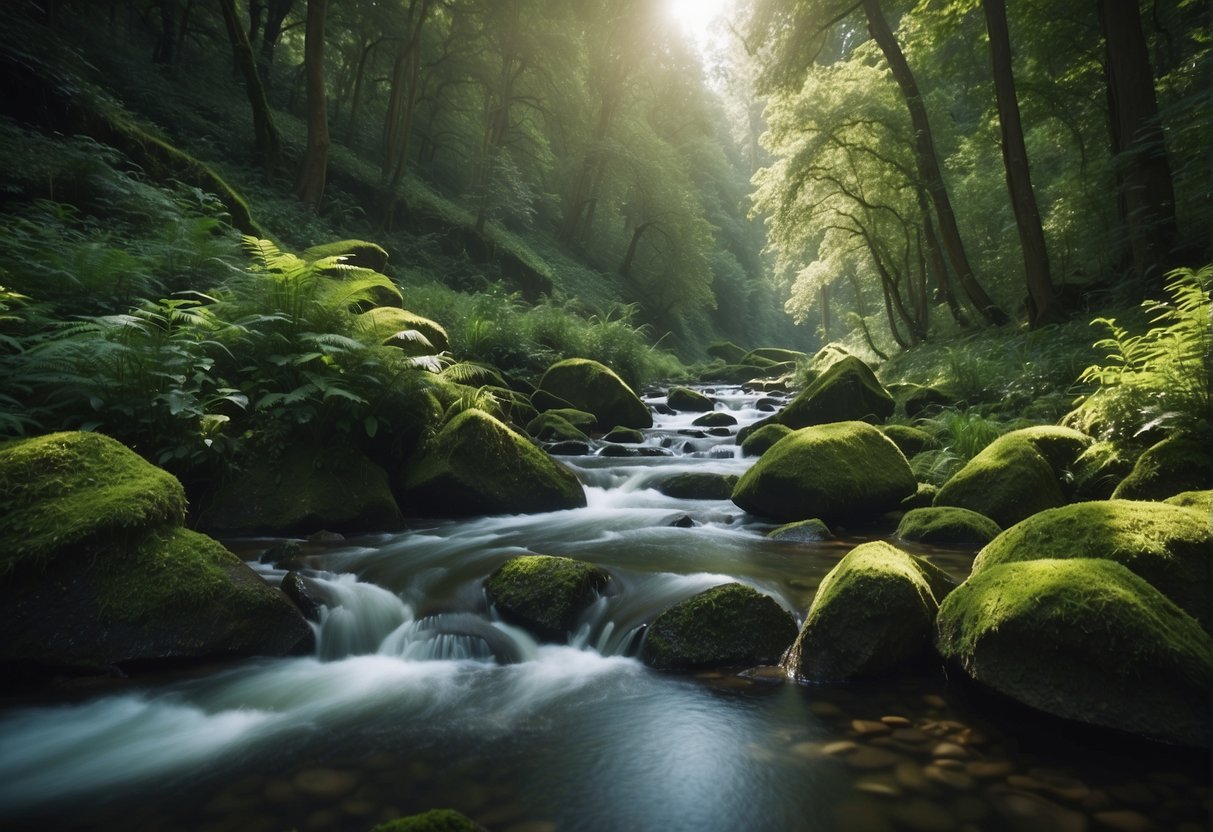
[[0, 387, 1208, 832]]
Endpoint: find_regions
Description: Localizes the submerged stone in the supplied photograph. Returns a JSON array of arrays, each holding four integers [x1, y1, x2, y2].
[[537, 358, 652, 429], [484, 554, 609, 642], [767, 518, 833, 542]]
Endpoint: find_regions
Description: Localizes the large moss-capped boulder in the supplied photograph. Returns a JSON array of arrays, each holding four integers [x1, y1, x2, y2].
[[933, 435, 1065, 528], [1165, 490, 1213, 512], [303, 239, 389, 273], [372, 809, 487, 832], [667, 386, 714, 412], [401, 409, 586, 516], [1005, 425, 1092, 472], [739, 422, 792, 457], [641, 583, 797, 670], [785, 542, 954, 682], [354, 306, 449, 354], [653, 472, 738, 500], [744, 347, 809, 365], [537, 358, 652, 429], [484, 555, 609, 641], [0, 432, 186, 571], [936, 559, 1212, 746], [525, 411, 590, 443], [200, 447, 402, 536], [896, 507, 1002, 547], [3, 527, 314, 673], [971, 500, 1212, 629], [732, 422, 915, 523], [1112, 433, 1213, 501], [602, 425, 645, 443], [879, 424, 939, 458], [777, 356, 894, 429]]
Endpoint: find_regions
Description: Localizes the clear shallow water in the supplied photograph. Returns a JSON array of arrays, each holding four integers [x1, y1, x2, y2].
[[0, 386, 1208, 831]]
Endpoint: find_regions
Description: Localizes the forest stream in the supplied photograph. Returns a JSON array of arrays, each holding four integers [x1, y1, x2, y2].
[[0, 385, 1207, 832]]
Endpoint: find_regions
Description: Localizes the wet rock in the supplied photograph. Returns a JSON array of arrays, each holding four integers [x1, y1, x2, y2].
[[707, 427, 734, 437], [881, 716, 913, 728], [601, 426, 645, 443], [667, 386, 715, 412], [484, 555, 609, 642], [932, 742, 968, 760], [677, 429, 709, 438], [856, 780, 903, 799], [599, 444, 672, 458], [536, 358, 652, 429], [652, 402, 677, 416], [987, 787, 1088, 832], [967, 761, 1015, 779], [307, 529, 345, 543], [641, 583, 797, 670], [545, 440, 592, 456], [853, 720, 893, 737], [847, 746, 903, 770], [260, 540, 303, 566], [692, 411, 738, 427], [667, 513, 695, 528], [281, 571, 324, 621], [896, 761, 931, 791], [653, 472, 739, 500], [925, 765, 975, 790], [896, 507, 1002, 548]]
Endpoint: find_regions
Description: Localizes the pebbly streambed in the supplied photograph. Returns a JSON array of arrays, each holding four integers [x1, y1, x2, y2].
[[0, 385, 1207, 832]]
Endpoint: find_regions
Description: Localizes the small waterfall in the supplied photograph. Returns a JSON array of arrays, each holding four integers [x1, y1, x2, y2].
[[312, 574, 413, 660]]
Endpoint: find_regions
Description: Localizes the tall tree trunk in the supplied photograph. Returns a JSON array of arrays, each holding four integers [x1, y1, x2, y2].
[[848, 273, 890, 360], [861, 0, 1008, 325], [1097, 0, 1178, 283], [294, 0, 328, 211], [984, 0, 1055, 326], [153, 0, 179, 64], [345, 37, 377, 144], [619, 222, 654, 277], [219, 0, 281, 178], [919, 191, 968, 327], [820, 284, 831, 342], [258, 0, 294, 87]]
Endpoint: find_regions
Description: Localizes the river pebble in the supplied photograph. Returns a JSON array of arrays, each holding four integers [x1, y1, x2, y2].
[[1091, 809, 1156, 832], [891, 728, 930, 745], [932, 742, 968, 759], [853, 719, 893, 736], [823, 740, 859, 756], [896, 761, 932, 791], [925, 764, 975, 790], [881, 715, 912, 727], [891, 797, 958, 832], [855, 777, 903, 799], [966, 760, 1014, 779], [986, 786, 1088, 832], [846, 746, 902, 770]]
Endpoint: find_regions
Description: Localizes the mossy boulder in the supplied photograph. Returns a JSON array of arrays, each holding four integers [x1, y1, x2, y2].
[[542, 408, 598, 432], [667, 386, 714, 412], [1007, 425, 1093, 473], [482, 385, 538, 430], [739, 423, 792, 458], [744, 347, 810, 365], [372, 809, 487, 832], [525, 411, 590, 443], [200, 447, 402, 536], [767, 518, 832, 542], [1072, 441, 1137, 500], [531, 388, 578, 413], [705, 363, 771, 384], [933, 434, 1067, 528], [901, 482, 938, 510], [971, 500, 1212, 629], [3, 526, 314, 673], [0, 432, 186, 573], [896, 507, 1002, 547], [902, 385, 957, 418], [706, 340, 747, 364], [936, 559, 1212, 746], [302, 239, 389, 273], [401, 409, 586, 516], [483, 555, 609, 642], [537, 358, 652, 429], [640, 583, 797, 670], [879, 424, 939, 458], [602, 426, 645, 443], [652, 472, 739, 500], [732, 422, 916, 523], [777, 356, 894, 429], [692, 411, 737, 428], [1165, 490, 1213, 512], [785, 542, 954, 682], [1112, 433, 1213, 501], [354, 307, 449, 354]]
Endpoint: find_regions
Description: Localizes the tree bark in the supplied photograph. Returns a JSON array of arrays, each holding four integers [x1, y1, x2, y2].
[[258, 0, 294, 85], [984, 0, 1055, 326], [861, 0, 1008, 325], [294, 0, 328, 211], [1097, 0, 1178, 283], [219, 0, 281, 178]]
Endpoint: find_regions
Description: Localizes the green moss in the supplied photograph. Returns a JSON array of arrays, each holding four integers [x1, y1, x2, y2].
[[641, 583, 797, 670], [602, 426, 645, 443], [896, 507, 1002, 547], [767, 518, 832, 542], [372, 809, 485, 832], [402, 409, 587, 516], [786, 541, 952, 682], [302, 239, 390, 273], [691, 412, 737, 428], [1002, 425, 1092, 473], [525, 412, 590, 443], [355, 307, 450, 354], [743, 347, 810, 365], [901, 482, 938, 510], [0, 432, 186, 575], [1072, 440, 1137, 500], [732, 421, 915, 523], [706, 341, 747, 364], [484, 554, 609, 641], [653, 472, 738, 500], [933, 435, 1065, 528], [1165, 490, 1213, 512], [1112, 433, 1212, 501], [667, 386, 714, 412], [537, 358, 652, 429], [879, 424, 939, 458], [778, 356, 894, 429], [739, 423, 792, 458], [972, 500, 1211, 629], [936, 559, 1212, 746]]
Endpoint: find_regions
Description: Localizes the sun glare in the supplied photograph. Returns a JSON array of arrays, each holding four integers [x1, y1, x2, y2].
[[665, 0, 729, 47]]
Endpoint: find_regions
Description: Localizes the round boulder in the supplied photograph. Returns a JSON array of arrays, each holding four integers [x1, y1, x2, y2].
[[936, 558, 1212, 746], [767, 518, 833, 542], [879, 424, 939, 458], [692, 411, 737, 428], [933, 434, 1066, 529], [777, 356, 894, 429], [784, 541, 955, 682], [537, 358, 652, 429], [731, 422, 916, 523], [667, 386, 714, 412], [739, 423, 792, 457], [1112, 433, 1212, 501], [652, 472, 739, 500], [484, 555, 609, 642], [641, 583, 797, 670], [896, 507, 1002, 547]]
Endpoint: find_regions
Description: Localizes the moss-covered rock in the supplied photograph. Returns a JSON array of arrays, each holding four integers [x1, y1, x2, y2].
[[3, 527, 314, 673], [1112, 433, 1213, 501], [354, 306, 450, 354], [901, 482, 938, 510], [401, 409, 586, 516], [704, 363, 771, 384], [667, 386, 714, 412], [879, 424, 939, 458], [601, 426, 645, 443], [732, 422, 915, 523], [777, 356, 894, 429], [652, 472, 739, 500], [936, 559, 1212, 746], [484, 554, 609, 641], [971, 500, 1212, 629], [896, 507, 1002, 547], [691, 411, 737, 428], [525, 412, 590, 443], [785, 542, 954, 682], [371, 808, 487, 832], [933, 435, 1066, 528], [537, 358, 652, 429], [302, 239, 389, 273], [641, 583, 797, 670], [1072, 441, 1137, 500], [744, 347, 810, 365], [531, 388, 578, 413], [1005, 425, 1093, 473], [542, 408, 598, 432], [902, 385, 957, 418], [739, 423, 792, 458], [0, 431, 186, 574], [706, 341, 747, 364], [200, 447, 402, 536], [767, 518, 833, 542], [482, 385, 538, 431], [1165, 490, 1213, 512]]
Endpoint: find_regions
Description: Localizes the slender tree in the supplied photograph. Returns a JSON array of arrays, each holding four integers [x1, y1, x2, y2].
[[218, 0, 281, 178], [294, 0, 329, 210]]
